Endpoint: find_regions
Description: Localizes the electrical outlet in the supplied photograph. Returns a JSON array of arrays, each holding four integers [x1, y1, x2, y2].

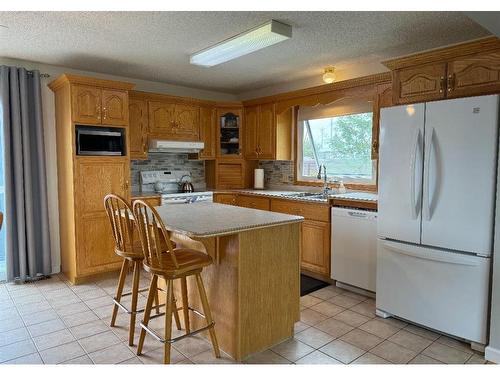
[[281, 174, 289, 183]]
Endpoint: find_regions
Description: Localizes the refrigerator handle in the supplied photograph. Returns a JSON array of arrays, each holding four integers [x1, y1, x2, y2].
[[423, 126, 434, 221], [409, 128, 420, 219]]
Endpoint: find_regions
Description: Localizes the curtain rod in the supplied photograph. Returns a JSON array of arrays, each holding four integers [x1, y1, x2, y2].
[[26, 71, 51, 78]]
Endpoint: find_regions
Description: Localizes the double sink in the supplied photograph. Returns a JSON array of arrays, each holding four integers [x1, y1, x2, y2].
[[238, 190, 378, 203]]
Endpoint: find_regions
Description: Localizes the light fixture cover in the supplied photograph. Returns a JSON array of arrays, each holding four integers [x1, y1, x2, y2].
[[323, 67, 336, 84], [190, 20, 292, 67]]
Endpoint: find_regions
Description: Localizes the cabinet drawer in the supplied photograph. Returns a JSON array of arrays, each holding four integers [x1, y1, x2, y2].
[[271, 199, 329, 222], [237, 195, 270, 210], [214, 193, 238, 206], [131, 196, 161, 207]]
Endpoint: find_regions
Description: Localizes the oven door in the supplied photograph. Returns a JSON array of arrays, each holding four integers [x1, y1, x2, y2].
[[76, 125, 125, 156]]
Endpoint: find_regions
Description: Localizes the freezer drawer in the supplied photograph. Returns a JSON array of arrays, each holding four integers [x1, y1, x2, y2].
[[376, 239, 490, 344]]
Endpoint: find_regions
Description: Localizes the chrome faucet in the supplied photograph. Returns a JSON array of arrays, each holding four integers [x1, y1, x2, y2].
[[317, 165, 330, 197]]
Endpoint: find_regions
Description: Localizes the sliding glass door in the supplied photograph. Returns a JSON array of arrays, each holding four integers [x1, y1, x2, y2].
[[0, 115, 5, 282]]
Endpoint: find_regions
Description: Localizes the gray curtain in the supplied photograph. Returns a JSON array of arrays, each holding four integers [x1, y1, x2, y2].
[[0, 66, 51, 281]]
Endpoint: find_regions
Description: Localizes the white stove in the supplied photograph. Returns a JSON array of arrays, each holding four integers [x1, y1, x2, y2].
[[139, 170, 212, 205]]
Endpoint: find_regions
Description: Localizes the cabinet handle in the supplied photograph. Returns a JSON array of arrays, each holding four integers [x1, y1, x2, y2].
[[447, 74, 455, 92], [439, 76, 444, 93], [96, 104, 101, 120], [103, 107, 107, 120], [124, 180, 129, 190]]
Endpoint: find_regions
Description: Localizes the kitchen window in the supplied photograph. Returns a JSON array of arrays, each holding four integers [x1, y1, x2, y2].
[[297, 100, 376, 185]]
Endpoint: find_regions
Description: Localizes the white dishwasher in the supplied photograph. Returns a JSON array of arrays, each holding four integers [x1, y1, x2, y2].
[[331, 207, 378, 292]]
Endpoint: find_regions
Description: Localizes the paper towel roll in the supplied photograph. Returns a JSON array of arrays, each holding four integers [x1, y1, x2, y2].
[[254, 169, 264, 189]]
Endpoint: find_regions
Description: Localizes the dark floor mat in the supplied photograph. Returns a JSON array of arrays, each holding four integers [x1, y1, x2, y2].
[[301, 274, 329, 296]]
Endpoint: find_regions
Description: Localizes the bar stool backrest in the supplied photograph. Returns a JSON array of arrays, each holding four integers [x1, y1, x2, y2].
[[132, 199, 179, 269], [104, 194, 139, 257]]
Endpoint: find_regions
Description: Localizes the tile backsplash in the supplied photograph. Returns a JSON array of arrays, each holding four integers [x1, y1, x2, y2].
[[258, 160, 294, 187], [131, 153, 205, 191]]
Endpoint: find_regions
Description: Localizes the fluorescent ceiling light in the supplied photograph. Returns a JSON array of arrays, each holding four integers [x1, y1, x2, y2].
[[190, 20, 292, 67]]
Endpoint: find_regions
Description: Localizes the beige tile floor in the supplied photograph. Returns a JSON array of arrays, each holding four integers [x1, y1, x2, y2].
[[0, 273, 494, 365]]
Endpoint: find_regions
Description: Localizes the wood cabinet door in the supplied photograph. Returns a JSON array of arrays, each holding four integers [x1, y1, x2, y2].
[[72, 85, 102, 124], [129, 98, 148, 159], [173, 104, 200, 140], [75, 160, 129, 215], [447, 51, 500, 98], [243, 106, 259, 159], [217, 162, 244, 189], [393, 63, 447, 104], [78, 213, 121, 271], [199, 107, 216, 159], [301, 220, 330, 276], [236, 195, 270, 210], [214, 193, 238, 206], [257, 103, 276, 159], [102, 89, 128, 126], [148, 101, 176, 137]]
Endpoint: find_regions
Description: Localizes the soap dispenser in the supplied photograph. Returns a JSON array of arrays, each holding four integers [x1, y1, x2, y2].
[[338, 180, 346, 194]]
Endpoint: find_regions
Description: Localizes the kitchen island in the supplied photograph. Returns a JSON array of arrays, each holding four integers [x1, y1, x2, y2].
[[144, 202, 303, 361]]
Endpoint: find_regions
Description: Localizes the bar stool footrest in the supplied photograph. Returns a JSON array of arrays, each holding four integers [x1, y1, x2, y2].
[[139, 321, 215, 344]]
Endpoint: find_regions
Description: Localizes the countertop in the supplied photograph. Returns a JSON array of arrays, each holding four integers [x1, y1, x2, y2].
[[145, 202, 304, 238]]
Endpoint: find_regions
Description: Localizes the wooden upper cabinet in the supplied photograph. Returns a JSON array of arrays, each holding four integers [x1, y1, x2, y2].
[[257, 103, 276, 159], [71, 85, 129, 126], [244, 106, 259, 159], [72, 85, 102, 124], [199, 107, 216, 159], [174, 104, 200, 140], [148, 101, 199, 141], [393, 63, 446, 104], [129, 98, 148, 159], [148, 101, 176, 136], [102, 89, 128, 126], [243, 103, 292, 161], [447, 51, 500, 98]]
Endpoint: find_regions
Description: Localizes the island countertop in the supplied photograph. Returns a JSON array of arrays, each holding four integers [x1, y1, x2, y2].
[[152, 201, 304, 238]]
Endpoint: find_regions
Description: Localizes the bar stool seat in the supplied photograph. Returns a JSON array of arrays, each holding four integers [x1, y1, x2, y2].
[[144, 249, 213, 277]]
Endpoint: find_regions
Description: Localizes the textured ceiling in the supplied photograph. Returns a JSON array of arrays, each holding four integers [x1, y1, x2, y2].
[[0, 11, 491, 95]]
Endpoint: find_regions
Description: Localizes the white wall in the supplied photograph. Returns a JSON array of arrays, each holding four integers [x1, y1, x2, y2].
[[0, 57, 237, 275]]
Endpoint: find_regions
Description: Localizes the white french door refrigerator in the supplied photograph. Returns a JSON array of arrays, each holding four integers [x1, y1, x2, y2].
[[377, 95, 499, 346]]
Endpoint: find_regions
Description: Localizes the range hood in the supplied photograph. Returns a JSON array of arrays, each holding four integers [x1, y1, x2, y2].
[[148, 140, 204, 153]]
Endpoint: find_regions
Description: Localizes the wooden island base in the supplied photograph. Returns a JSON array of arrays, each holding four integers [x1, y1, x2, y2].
[[164, 222, 301, 361]]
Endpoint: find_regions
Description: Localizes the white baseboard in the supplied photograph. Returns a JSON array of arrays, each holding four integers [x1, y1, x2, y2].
[[485, 345, 500, 364], [51, 264, 61, 275]]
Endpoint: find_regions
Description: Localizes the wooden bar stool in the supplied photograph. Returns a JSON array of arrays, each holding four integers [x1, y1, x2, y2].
[[133, 199, 220, 364], [104, 194, 181, 346]]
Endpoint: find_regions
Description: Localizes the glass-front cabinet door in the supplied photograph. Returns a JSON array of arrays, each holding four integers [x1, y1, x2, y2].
[[217, 108, 242, 158]]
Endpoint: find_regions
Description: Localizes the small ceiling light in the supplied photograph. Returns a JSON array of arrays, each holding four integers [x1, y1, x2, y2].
[[322, 67, 336, 84], [190, 20, 292, 67]]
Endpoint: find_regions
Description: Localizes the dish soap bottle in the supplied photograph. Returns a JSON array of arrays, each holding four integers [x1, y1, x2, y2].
[[338, 180, 346, 194]]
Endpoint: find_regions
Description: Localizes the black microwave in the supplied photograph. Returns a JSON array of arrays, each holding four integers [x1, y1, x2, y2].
[[76, 125, 126, 156]]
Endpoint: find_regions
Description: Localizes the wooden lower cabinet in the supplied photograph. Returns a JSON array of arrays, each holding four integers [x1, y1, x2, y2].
[[73, 159, 129, 279], [213, 193, 238, 206], [236, 195, 270, 210], [131, 196, 161, 207], [301, 220, 330, 277], [78, 213, 120, 270]]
